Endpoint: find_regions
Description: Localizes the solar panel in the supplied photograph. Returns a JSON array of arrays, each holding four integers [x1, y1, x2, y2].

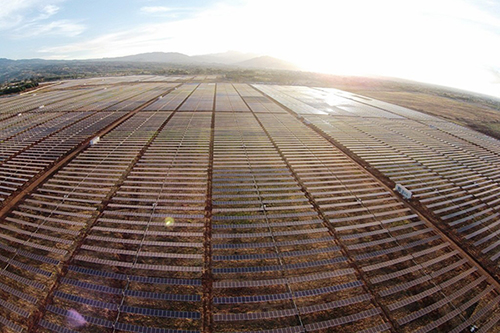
[[303, 308, 382, 331], [213, 246, 339, 261], [294, 280, 363, 298], [299, 293, 372, 314], [46, 305, 114, 328], [68, 265, 201, 285], [121, 305, 201, 319], [213, 219, 323, 229], [214, 228, 328, 239], [231, 325, 305, 333], [0, 298, 29, 318], [213, 236, 335, 249], [0, 233, 68, 255], [54, 290, 119, 310], [3, 258, 51, 281], [115, 321, 200, 333], [213, 257, 346, 274], [214, 292, 292, 304], [39, 320, 76, 333], [214, 308, 298, 321]]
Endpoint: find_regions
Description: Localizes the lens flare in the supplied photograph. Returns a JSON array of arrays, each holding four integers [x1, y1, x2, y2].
[[164, 217, 175, 226], [66, 309, 87, 328]]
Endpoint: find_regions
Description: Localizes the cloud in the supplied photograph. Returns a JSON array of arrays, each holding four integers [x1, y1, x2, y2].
[[488, 67, 500, 84], [441, 0, 500, 28], [140, 5, 196, 17], [39, 24, 177, 56], [16, 20, 86, 38], [0, 0, 64, 30], [140, 6, 173, 14], [0, 0, 86, 39], [38, 4, 60, 19]]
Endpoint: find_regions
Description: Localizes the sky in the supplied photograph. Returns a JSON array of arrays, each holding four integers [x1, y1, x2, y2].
[[1, 0, 500, 97]]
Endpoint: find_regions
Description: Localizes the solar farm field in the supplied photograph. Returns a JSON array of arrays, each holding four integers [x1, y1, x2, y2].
[[0, 76, 499, 333]]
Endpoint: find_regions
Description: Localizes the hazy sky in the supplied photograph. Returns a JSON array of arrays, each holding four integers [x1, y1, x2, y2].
[[1, 0, 500, 97]]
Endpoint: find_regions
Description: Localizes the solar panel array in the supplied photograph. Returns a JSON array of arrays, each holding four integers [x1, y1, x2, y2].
[[0, 111, 125, 201], [255, 112, 500, 332], [0, 111, 179, 332], [178, 83, 216, 112], [143, 84, 198, 111], [0, 78, 499, 333], [38, 111, 208, 333], [0, 88, 109, 120], [211, 112, 385, 333], [215, 83, 250, 112], [259, 85, 500, 279]]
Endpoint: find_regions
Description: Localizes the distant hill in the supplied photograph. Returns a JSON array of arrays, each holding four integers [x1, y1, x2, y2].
[[235, 55, 299, 70], [191, 51, 260, 64], [99, 52, 193, 63], [94, 51, 296, 70], [0, 51, 300, 83]]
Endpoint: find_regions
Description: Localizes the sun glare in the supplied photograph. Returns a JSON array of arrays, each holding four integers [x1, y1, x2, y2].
[[233, 0, 500, 95]]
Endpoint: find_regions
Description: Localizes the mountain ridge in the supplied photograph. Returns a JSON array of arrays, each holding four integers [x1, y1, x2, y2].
[[235, 55, 299, 70], [0, 51, 299, 74], [93, 51, 296, 70]]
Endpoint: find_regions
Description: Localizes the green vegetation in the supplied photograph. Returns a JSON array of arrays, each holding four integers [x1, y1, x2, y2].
[[0, 79, 38, 95]]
